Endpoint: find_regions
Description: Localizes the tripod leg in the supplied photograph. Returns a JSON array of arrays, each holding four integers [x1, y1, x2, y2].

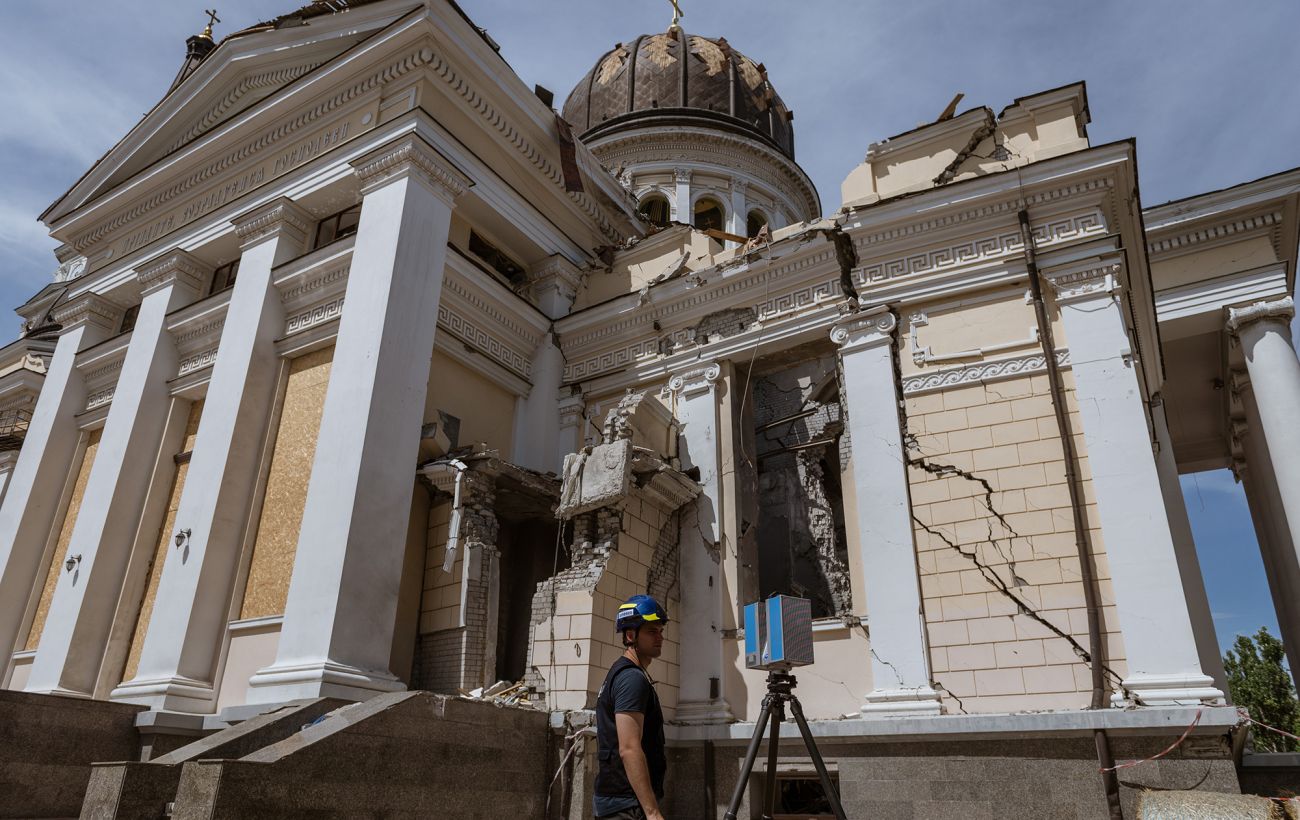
[[723, 695, 775, 820], [762, 701, 783, 820], [788, 697, 848, 820]]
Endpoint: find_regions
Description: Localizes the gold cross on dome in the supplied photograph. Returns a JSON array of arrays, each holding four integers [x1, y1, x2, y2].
[[667, 0, 684, 30], [202, 8, 221, 37]]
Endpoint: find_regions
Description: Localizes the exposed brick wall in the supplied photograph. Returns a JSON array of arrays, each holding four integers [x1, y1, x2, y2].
[[904, 372, 1128, 713]]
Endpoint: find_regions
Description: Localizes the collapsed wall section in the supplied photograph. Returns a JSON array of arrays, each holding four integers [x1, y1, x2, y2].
[[527, 393, 700, 713]]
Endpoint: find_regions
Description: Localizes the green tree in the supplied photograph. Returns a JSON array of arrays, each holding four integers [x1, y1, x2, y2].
[[1223, 627, 1300, 753]]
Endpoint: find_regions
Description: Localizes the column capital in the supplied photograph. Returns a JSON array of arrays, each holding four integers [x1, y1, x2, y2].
[[527, 255, 583, 319], [51, 292, 123, 334], [674, 167, 692, 185], [231, 197, 312, 249], [350, 134, 472, 201], [1227, 296, 1295, 335], [558, 393, 586, 428], [1042, 261, 1123, 305], [137, 249, 211, 297], [830, 306, 896, 354], [668, 361, 722, 399], [729, 177, 748, 195]]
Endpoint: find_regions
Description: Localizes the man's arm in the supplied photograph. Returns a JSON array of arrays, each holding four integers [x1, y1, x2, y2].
[[615, 711, 665, 820]]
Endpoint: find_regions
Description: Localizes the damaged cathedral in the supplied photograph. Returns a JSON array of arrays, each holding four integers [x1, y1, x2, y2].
[[3, 0, 1300, 817]]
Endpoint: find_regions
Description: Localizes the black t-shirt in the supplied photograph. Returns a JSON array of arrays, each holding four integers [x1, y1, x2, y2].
[[594, 658, 666, 816]]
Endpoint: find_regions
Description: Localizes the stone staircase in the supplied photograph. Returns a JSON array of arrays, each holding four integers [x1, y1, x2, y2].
[[2, 689, 552, 819]]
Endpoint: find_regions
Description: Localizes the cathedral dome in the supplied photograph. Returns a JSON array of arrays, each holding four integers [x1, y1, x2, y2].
[[562, 30, 796, 159]]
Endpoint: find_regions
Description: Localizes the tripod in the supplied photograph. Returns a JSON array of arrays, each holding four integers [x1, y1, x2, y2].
[[723, 669, 847, 820]]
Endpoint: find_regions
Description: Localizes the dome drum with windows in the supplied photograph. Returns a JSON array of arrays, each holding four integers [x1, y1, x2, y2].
[[563, 27, 820, 236]]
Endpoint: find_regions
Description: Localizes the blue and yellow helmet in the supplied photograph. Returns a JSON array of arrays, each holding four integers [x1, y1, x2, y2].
[[616, 595, 669, 633]]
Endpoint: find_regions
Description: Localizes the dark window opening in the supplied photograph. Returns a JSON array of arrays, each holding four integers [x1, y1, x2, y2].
[[751, 356, 852, 619], [693, 198, 725, 233], [312, 203, 362, 250], [118, 304, 140, 335], [638, 194, 671, 228], [209, 260, 240, 295], [769, 772, 840, 819], [468, 230, 526, 287], [747, 209, 768, 239], [496, 515, 565, 683]]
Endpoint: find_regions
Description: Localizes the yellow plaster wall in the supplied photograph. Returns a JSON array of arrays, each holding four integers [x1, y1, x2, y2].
[[905, 372, 1127, 713], [240, 347, 333, 620], [25, 428, 102, 650], [425, 350, 515, 454], [121, 400, 204, 683]]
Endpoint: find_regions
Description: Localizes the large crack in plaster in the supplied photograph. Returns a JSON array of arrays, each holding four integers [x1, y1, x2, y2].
[[880, 310, 1133, 710]]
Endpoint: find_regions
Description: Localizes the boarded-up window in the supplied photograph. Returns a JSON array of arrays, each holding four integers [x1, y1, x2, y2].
[[239, 346, 334, 619], [120, 399, 204, 683], [25, 428, 102, 650]]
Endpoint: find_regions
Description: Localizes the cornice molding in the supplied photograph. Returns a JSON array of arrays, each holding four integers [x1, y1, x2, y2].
[[596, 128, 817, 220], [1227, 295, 1295, 334], [137, 249, 212, 295], [1146, 210, 1281, 257], [70, 46, 436, 256], [52, 293, 123, 332], [351, 134, 472, 199], [232, 196, 312, 247], [165, 62, 326, 155], [423, 46, 631, 244]]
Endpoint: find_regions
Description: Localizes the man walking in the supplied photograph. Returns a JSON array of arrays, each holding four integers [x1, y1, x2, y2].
[[594, 595, 670, 820]]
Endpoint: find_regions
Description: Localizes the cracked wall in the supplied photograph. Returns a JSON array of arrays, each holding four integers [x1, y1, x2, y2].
[[905, 371, 1129, 713], [751, 353, 853, 618]]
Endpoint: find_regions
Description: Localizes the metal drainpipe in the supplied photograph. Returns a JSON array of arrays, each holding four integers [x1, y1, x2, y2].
[[1018, 209, 1124, 819]]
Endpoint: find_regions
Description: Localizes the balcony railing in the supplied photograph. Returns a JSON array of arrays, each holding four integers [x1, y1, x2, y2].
[[0, 409, 33, 451]]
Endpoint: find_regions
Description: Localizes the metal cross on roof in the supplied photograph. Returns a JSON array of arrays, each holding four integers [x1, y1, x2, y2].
[[202, 8, 221, 37], [668, 0, 683, 31]]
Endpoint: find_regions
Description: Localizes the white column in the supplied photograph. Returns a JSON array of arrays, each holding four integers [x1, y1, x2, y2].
[[1233, 370, 1300, 692], [727, 178, 747, 239], [1045, 261, 1222, 706], [510, 333, 563, 474], [556, 394, 585, 474], [831, 307, 941, 716], [0, 295, 119, 677], [247, 134, 470, 703], [113, 199, 310, 710], [1229, 297, 1300, 568], [1152, 403, 1226, 694], [668, 361, 734, 724], [25, 254, 204, 697], [515, 256, 580, 473], [672, 168, 691, 224]]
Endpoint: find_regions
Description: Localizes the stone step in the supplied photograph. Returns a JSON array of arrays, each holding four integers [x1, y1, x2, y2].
[[79, 698, 346, 820], [166, 692, 549, 819]]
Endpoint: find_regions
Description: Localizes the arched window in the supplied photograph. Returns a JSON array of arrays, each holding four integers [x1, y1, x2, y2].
[[746, 209, 768, 239], [693, 197, 725, 233], [637, 193, 671, 228]]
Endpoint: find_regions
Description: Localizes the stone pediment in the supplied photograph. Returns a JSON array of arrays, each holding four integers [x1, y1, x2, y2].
[[44, 3, 412, 224]]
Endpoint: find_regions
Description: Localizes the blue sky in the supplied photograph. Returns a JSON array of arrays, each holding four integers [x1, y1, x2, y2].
[[1, 1, 1297, 655]]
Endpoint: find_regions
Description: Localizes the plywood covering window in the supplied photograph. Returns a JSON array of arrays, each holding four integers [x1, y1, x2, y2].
[[121, 399, 204, 683], [239, 346, 334, 619], [25, 428, 102, 650]]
